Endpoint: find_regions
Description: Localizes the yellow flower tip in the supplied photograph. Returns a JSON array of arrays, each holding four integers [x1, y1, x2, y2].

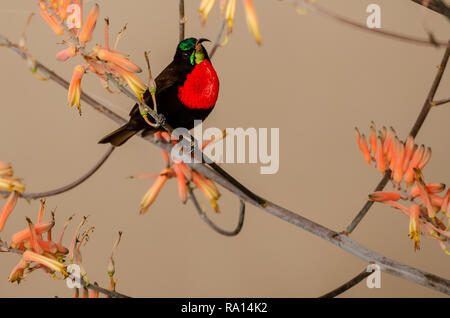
[[8, 259, 28, 284], [68, 65, 85, 112], [0, 177, 25, 193], [78, 3, 99, 43], [140, 168, 171, 214], [409, 204, 421, 251]]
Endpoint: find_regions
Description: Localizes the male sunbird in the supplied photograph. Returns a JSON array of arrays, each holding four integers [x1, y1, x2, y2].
[[99, 38, 219, 146]]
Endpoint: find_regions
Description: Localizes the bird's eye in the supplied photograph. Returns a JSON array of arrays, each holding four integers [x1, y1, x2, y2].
[[182, 51, 190, 57]]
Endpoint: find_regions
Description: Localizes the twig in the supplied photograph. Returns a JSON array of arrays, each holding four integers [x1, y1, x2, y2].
[[179, 0, 185, 42], [411, 0, 450, 18], [209, 20, 226, 59], [0, 146, 115, 200], [0, 240, 130, 298], [2, 36, 450, 295], [297, 0, 448, 48], [319, 267, 373, 298], [188, 185, 245, 236], [433, 97, 450, 106], [345, 40, 450, 234]]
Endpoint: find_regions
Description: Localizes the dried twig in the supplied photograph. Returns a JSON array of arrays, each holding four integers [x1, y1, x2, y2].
[[297, 0, 448, 48], [188, 185, 245, 236], [0, 146, 115, 200], [319, 267, 373, 298]]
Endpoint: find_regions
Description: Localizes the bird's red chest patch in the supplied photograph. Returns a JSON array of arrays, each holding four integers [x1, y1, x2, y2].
[[178, 60, 219, 109]]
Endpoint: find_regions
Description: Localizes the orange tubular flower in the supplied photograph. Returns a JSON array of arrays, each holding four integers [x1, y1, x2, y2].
[[23, 250, 66, 275], [199, 0, 216, 25], [0, 176, 25, 193], [140, 168, 171, 214], [94, 47, 142, 73], [11, 222, 53, 246], [56, 46, 76, 61], [402, 136, 415, 172], [375, 138, 386, 173], [173, 163, 188, 204], [78, 4, 99, 43], [368, 191, 401, 202], [68, 65, 85, 114], [415, 170, 435, 218], [369, 123, 377, 154], [192, 171, 221, 212], [39, 8, 63, 35], [225, 0, 237, 34], [0, 191, 18, 232], [408, 204, 421, 251], [113, 64, 146, 103], [243, 0, 262, 45], [8, 259, 28, 283]]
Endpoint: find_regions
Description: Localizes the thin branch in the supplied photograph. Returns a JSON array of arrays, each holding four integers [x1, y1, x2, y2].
[[345, 172, 391, 234], [179, 0, 185, 42], [0, 240, 130, 298], [433, 97, 450, 106], [2, 36, 450, 295], [319, 267, 373, 298], [188, 186, 245, 236], [345, 39, 450, 234], [410, 0, 450, 18], [297, 0, 448, 48], [209, 20, 227, 59], [0, 146, 115, 200]]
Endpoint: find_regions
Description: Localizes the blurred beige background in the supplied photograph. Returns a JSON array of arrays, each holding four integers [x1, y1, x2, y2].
[[0, 0, 449, 298]]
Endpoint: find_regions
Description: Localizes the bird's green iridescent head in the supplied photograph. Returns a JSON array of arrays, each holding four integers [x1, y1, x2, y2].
[[176, 37, 210, 66]]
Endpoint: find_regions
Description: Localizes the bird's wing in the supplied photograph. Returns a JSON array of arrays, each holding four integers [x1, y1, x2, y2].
[[129, 61, 181, 117], [154, 61, 182, 95]]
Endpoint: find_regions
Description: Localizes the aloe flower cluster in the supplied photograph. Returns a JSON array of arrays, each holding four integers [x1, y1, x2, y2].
[[356, 123, 450, 253], [38, 0, 146, 114], [132, 132, 223, 214], [199, 0, 262, 45], [2, 200, 69, 283]]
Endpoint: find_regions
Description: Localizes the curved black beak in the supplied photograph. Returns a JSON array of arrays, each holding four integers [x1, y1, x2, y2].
[[197, 38, 211, 44]]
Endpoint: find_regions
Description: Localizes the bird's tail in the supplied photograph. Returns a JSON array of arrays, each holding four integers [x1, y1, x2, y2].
[[98, 124, 139, 147]]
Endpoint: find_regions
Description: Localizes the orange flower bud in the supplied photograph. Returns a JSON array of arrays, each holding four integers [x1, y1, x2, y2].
[[225, 0, 237, 34], [56, 46, 76, 61], [68, 65, 85, 114], [0, 191, 18, 232], [94, 47, 142, 73], [368, 191, 401, 202], [199, 0, 216, 25], [11, 222, 53, 245], [78, 4, 99, 43], [375, 137, 386, 173], [140, 168, 170, 214], [243, 0, 262, 45], [39, 8, 64, 35]]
